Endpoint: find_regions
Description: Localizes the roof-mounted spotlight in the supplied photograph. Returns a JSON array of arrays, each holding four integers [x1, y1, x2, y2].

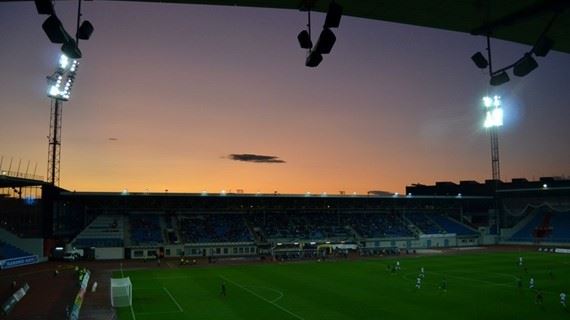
[[533, 36, 554, 57], [305, 50, 323, 67], [297, 30, 312, 49], [490, 71, 509, 86], [324, 1, 343, 28], [62, 39, 82, 59], [314, 28, 336, 54], [513, 53, 538, 77], [42, 15, 71, 44], [34, 0, 54, 15], [471, 52, 488, 69], [77, 20, 94, 40]]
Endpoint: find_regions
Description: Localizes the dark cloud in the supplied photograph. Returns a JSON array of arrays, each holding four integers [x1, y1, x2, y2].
[[228, 154, 285, 164]]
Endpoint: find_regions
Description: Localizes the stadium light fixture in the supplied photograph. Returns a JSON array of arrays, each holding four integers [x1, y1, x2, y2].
[[34, 0, 54, 15], [324, 1, 343, 29], [42, 15, 71, 44], [47, 54, 79, 101], [121, 188, 128, 195], [62, 39, 82, 59], [513, 53, 538, 77], [490, 71, 509, 86], [305, 50, 323, 67], [542, 183, 548, 189], [297, 30, 312, 49], [471, 52, 488, 69], [533, 36, 554, 57], [77, 21, 94, 40], [483, 96, 503, 128], [314, 28, 336, 55]]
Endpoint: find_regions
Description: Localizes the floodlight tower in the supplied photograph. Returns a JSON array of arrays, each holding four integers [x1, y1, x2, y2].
[[46, 54, 79, 186], [482, 95, 503, 181]]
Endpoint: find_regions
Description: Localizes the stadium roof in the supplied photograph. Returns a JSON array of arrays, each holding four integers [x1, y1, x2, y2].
[[5, 0, 569, 52], [0, 174, 47, 188], [92, 0, 570, 53]]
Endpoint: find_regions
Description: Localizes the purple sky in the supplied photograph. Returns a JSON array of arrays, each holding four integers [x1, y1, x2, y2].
[[0, 1, 569, 194]]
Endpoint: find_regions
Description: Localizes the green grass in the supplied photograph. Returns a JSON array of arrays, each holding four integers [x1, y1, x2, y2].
[[115, 251, 570, 319]]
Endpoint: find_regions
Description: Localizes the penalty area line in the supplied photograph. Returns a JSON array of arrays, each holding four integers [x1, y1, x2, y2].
[[219, 275, 304, 320], [163, 287, 184, 312]]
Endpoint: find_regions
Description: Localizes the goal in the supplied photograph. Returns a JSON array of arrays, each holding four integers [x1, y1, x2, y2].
[[110, 277, 132, 307]]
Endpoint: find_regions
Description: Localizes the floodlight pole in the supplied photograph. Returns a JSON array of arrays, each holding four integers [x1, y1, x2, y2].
[[489, 127, 500, 181], [47, 98, 63, 186]]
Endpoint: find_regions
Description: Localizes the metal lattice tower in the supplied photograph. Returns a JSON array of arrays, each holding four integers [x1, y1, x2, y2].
[[47, 99, 63, 186], [490, 127, 500, 181]]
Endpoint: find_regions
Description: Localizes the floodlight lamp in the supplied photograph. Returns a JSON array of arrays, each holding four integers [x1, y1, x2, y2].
[[493, 95, 501, 107], [61, 39, 82, 59], [471, 52, 488, 69], [42, 15, 71, 44], [542, 183, 548, 189], [513, 53, 538, 77], [533, 36, 554, 57], [314, 28, 336, 55], [324, 1, 343, 28], [34, 0, 54, 15], [59, 54, 69, 69], [77, 20, 94, 40], [482, 96, 493, 108], [490, 71, 509, 86], [305, 50, 323, 67], [297, 30, 312, 49]]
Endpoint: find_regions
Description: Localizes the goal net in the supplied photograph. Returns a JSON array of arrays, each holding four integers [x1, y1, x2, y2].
[[110, 277, 132, 307]]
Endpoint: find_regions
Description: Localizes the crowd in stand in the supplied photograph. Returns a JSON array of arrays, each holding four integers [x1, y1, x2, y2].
[[178, 214, 253, 243], [130, 215, 163, 245]]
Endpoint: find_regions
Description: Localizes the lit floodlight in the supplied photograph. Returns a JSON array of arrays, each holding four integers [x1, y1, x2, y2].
[[542, 183, 548, 189], [482, 96, 493, 108], [121, 188, 128, 195], [47, 54, 79, 101], [483, 96, 503, 128], [513, 53, 538, 77], [201, 190, 208, 196], [59, 54, 69, 69]]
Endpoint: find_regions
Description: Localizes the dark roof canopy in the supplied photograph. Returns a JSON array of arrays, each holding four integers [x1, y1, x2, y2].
[[97, 0, 570, 53]]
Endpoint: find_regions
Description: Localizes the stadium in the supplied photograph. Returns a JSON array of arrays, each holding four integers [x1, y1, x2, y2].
[[1, 1, 570, 320]]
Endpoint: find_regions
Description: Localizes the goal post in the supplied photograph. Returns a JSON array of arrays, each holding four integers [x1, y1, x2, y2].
[[110, 277, 132, 307]]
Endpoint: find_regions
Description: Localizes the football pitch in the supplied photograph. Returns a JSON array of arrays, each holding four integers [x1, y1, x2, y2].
[[115, 251, 570, 320]]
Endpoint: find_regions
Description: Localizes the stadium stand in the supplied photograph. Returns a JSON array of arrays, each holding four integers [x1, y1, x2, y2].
[[547, 211, 570, 242], [428, 215, 478, 235], [129, 215, 163, 246], [406, 213, 444, 234], [343, 213, 413, 238], [0, 240, 31, 260], [248, 212, 351, 240], [73, 215, 124, 248], [179, 214, 253, 243]]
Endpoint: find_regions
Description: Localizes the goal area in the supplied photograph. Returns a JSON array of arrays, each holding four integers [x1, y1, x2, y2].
[[110, 277, 132, 307]]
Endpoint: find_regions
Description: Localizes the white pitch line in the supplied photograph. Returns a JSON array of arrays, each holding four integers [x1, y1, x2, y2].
[[120, 263, 136, 320], [163, 287, 184, 312], [220, 276, 304, 320]]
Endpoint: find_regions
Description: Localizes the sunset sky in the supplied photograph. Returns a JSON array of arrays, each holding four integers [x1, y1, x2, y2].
[[0, 2, 569, 194]]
